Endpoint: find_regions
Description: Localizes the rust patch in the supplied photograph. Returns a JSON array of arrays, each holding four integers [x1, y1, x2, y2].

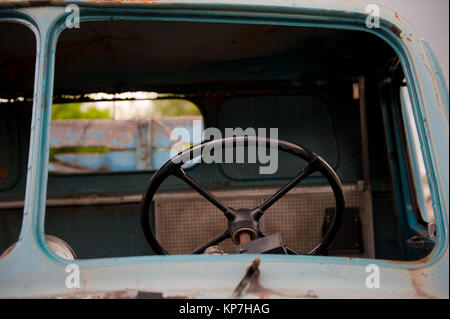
[[0, 164, 7, 180], [423, 62, 444, 114], [50, 289, 137, 299], [232, 258, 261, 298], [0, 0, 164, 7], [247, 280, 318, 299], [96, 290, 136, 299], [48, 289, 190, 299], [232, 258, 318, 299], [408, 269, 438, 299], [389, 247, 435, 267], [390, 24, 402, 38], [395, 12, 403, 24]]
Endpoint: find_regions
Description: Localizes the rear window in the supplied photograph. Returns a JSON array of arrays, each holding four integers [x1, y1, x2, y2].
[[49, 95, 203, 174]]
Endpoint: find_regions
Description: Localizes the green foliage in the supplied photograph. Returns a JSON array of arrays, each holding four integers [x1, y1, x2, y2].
[[49, 146, 110, 162], [52, 100, 200, 119], [152, 99, 201, 117], [49, 99, 200, 165], [52, 103, 111, 120]]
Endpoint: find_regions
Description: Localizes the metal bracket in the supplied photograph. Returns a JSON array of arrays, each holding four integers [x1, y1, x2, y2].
[[136, 119, 153, 170]]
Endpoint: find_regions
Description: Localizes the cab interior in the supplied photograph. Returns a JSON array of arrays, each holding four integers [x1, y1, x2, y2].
[[0, 19, 434, 261]]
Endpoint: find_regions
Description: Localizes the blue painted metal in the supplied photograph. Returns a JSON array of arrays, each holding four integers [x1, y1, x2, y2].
[[399, 85, 433, 225], [379, 81, 408, 259], [54, 151, 137, 171], [48, 119, 201, 171], [0, 0, 448, 298], [379, 79, 430, 259], [136, 119, 152, 170]]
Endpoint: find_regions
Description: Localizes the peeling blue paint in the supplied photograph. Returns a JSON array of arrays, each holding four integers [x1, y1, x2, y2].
[[0, 0, 447, 299], [62, 131, 75, 138], [55, 151, 136, 171]]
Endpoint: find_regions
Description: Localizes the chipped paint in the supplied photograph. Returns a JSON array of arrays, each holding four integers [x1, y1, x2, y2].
[[389, 23, 402, 38], [423, 61, 443, 113], [48, 117, 201, 172], [408, 269, 437, 299], [0, 0, 447, 299]]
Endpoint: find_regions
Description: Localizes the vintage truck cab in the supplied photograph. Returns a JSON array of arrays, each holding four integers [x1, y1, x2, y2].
[[0, 0, 448, 298]]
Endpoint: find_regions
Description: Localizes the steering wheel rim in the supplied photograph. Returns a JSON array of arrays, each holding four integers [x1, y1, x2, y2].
[[140, 136, 345, 255]]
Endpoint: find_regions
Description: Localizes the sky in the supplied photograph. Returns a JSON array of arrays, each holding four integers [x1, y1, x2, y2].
[[373, 0, 449, 85]]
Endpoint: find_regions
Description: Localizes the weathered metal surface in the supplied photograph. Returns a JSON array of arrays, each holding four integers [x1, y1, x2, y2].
[[50, 119, 137, 149], [52, 150, 137, 171], [49, 116, 201, 171], [50, 117, 200, 149], [0, 235, 75, 260], [231, 258, 261, 298], [136, 118, 152, 170], [0, 0, 447, 299]]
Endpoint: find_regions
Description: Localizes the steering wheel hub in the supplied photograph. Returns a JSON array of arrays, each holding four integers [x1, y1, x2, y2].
[[227, 208, 261, 244], [140, 136, 345, 255]]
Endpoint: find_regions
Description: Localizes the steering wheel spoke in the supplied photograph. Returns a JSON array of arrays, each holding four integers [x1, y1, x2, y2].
[[140, 136, 345, 256], [253, 159, 319, 219], [173, 168, 235, 219], [191, 230, 230, 254]]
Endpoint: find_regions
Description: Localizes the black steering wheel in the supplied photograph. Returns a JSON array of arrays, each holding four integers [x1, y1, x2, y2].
[[140, 136, 345, 255]]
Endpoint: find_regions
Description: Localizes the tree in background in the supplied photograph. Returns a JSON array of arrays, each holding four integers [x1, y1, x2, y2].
[[52, 103, 110, 120]]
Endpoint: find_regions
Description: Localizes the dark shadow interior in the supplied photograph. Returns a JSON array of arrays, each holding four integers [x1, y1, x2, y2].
[[0, 22, 34, 255], [0, 19, 430, 261], [51, 21, 394, 95]]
